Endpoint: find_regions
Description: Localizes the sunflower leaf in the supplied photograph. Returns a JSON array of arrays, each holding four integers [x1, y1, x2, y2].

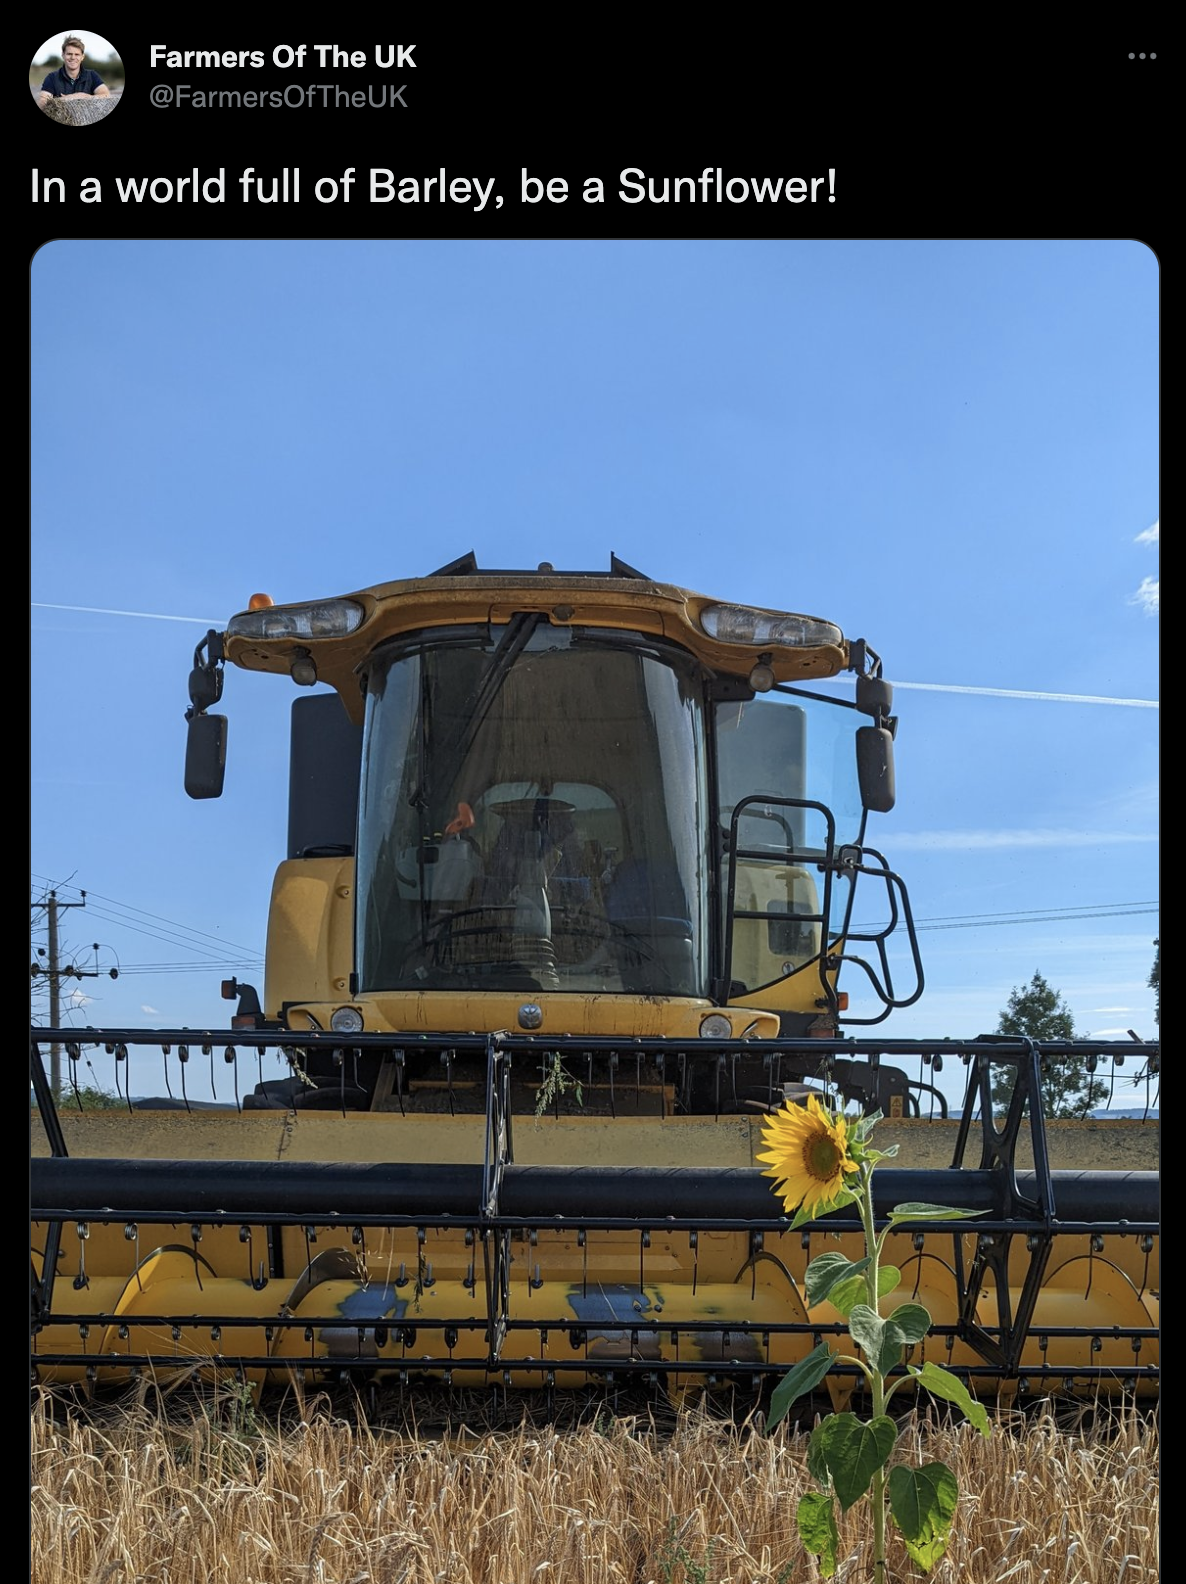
[[862, 1143, 900, 1161], [888, 1460, 959, 1569], [806, 1420, 832, 1488], [828, 1264, 901, 1318], [796, 1491, 839, 1577], [848, 1304, 892, 1372], [812, 1413, 897, 1512], [908, 1363, 992, 1436], [886, 1302, 932, 1345], [804, 1252, 871, 1308], [887, 1202, 988, 1224], [766, 1341, 836, 1430], [849, 1303, 932, 1374]]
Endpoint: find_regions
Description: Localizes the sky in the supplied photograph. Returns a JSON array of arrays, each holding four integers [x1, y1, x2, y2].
[[29, 240, 1159, 1108]]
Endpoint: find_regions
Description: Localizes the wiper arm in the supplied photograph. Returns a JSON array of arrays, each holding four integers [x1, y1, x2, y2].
[[410, 611, 544, 817]]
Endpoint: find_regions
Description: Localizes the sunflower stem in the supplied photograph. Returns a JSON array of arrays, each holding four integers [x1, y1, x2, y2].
[[858, 1162, 889, 1584]]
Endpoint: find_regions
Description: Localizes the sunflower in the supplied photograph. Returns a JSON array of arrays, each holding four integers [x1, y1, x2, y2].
[[757, 1094, 858, 1217]]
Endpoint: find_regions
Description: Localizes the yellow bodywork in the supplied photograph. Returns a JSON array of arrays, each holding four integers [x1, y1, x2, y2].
[[223, 573, 850, 727], [34, 570, 1155, 1398], [32, 1110, 1159, 1394], [266, 854, 827, 1034], [243, 570, 851, 1032]]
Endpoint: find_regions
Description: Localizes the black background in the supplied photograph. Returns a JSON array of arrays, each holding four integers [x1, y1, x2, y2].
[[25, 31, 1165, 248]]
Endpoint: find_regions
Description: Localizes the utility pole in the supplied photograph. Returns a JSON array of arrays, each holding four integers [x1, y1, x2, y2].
[[30, 889, 114, 1101]]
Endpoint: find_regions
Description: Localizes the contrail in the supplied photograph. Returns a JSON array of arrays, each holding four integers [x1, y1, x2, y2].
[[32, 603, 223, 626], [30, 604, 1161, 709], [892, 680, 1158, 709]]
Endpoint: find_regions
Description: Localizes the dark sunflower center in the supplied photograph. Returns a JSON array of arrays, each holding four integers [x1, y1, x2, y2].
[[805, 1134, 842, 1181]]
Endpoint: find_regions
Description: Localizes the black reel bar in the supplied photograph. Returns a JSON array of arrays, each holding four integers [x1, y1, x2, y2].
[[31, 1028, 1159, 1388]]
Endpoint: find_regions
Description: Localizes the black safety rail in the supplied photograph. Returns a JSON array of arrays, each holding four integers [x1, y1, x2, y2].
[[31, 1028, 1159, 1392]]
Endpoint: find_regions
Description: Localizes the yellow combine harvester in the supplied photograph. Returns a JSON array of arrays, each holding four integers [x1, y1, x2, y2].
[[31, 555, 1158, 1398]]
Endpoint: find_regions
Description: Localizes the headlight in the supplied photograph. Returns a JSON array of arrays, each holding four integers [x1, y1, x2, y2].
[[330, 1006, 365, 1033], [699, 1013, 733, 1039], [228, 599, 364, 641], [700, 603, 842, 649]]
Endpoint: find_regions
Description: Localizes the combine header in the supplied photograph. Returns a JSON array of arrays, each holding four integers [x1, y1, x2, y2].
[[31, 555, 1158, 1399]]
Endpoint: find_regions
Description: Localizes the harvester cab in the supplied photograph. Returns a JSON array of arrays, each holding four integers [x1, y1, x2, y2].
[[31, 555, 1158, 1401], [187, 552, 924, 1115]]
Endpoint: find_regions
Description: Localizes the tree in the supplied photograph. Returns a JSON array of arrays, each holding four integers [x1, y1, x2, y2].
[[990, 970, 1105, 1118], [32, 1082, 123, 1112], [1149, 939, 1159, 1027]]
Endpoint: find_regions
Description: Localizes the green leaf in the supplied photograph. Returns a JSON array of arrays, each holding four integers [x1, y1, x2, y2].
[[848, 1304, 890, 1370], [806, 1420, 831, 1489], [805, 1251, 871, 1307], [850, 1303, 933, 1374], [788, 1185, 859, 1231], [828, 1265, 900, 1318], [888, 1461, 959, 1570], [887, 1202, 987, 1224], [812, 1413, 896, 1512], [908, 1362, 992, 1437], [766, 1341, 836, 1431], [886, 1302, 932, 1345], [796, 1492, 839, 1577], [860, 1143, 900, 1162]]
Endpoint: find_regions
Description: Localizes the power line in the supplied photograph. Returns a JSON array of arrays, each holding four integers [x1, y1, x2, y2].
[[64, 904, 246, 961], [31, 874, 261, 957], [912, 906, 1157, 933], [111, 956, 266, 969], [911, 900, 1157, 928], [852, 901, 1158, 935]]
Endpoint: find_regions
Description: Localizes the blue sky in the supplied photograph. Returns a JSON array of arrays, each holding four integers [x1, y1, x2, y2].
[[30, 240, 1158, 1106]]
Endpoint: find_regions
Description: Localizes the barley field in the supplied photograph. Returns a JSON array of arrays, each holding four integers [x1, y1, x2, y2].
[[31, 1387, 1157, 1584]]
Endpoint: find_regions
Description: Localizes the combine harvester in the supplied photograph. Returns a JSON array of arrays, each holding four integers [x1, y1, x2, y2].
[[31, 555, 1158, 1400]]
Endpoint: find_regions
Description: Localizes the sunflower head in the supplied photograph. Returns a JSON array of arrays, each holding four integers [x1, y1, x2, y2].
[[757, 1094, 859, 1218]]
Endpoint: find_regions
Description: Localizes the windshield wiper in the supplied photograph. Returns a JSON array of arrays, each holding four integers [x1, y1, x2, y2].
[[410, 611, 544, 818]]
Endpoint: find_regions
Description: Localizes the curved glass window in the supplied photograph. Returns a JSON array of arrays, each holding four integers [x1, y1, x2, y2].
[[356, 622, 709, 996], [716, 689, 867, 993]]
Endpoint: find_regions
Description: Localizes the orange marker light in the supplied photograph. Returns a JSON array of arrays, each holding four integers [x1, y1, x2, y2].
[[248, 592, 274, 611]]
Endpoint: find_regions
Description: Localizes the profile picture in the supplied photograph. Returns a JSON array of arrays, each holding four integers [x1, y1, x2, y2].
[[31, 32, 123, 124]]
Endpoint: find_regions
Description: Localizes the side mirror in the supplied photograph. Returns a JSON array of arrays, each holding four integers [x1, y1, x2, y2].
[[856, 725, 895, 813], [185, 712, 227, 799]]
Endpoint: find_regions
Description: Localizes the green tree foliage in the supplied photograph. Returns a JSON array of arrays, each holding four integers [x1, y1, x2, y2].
[[990, 970, 1105, 1117], [71, 1084, 124, 1110], [1149, 939, 1159, 1027], [31, 1082, 123, 1111]]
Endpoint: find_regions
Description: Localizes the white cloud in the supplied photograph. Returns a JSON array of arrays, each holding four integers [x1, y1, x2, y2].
[[1129, 575, 1159, 615], [1130, 521, 1159, 614], [889, 828, 1158, 851], [140, 1004, 160, 1015]]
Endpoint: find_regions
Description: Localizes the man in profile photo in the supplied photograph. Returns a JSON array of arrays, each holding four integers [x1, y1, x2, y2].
[[36, 36, 110, 105]]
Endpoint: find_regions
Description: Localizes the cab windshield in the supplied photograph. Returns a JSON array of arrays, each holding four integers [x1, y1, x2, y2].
[[356, 622, 710, 997]]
